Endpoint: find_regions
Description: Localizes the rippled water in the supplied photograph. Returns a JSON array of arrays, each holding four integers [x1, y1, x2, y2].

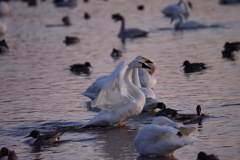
[[0, 0, 240, 159]]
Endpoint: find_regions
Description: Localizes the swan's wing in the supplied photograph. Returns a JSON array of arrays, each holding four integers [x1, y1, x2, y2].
[[91, 61, 131, 110], [81, 75, 109, 100]]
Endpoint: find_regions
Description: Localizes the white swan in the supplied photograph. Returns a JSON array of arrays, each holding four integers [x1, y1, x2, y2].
[[81, 56, 154, 100], [81, 59, 151, 128], [172, 14, 209, 30], [138, 60, 157, 89], [134, 124, 196, 157], [132, 68, 162, 112], [151, 116, 180, 128], [162, 0, 192, 20]]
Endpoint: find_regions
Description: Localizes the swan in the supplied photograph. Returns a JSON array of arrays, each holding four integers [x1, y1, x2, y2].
[[132, 68, 163, 112], [151, 116, 180, 128], [0, 147, 18, 160], [81, 56, 154, 100], [81, 59, 151, 128], [162, 0, 192, 20], [112, 13, 148, 42], [138, 60, 157, 89], [134, 124, 197, 157], [181, 60, 207, 73], [25, 130, 64, 146]]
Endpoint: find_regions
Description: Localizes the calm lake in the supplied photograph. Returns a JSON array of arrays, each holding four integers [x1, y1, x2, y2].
[[0, 0, 240, 159]]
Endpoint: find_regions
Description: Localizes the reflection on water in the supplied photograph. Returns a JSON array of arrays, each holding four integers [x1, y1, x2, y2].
[[0, 0, 240, 160]]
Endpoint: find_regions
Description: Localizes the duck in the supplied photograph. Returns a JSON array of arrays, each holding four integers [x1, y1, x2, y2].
[[0, 2, 11, 17], [181, 60, 207, 73], [62, 16, 71, 26], [69, 62, 92, 75], [63, 36, 80, 45], [112, 13, 148, 43], [134, 124, 197, 157], [197, 151, 219, 160], [174, 105, 207, 124], [219, 0, 240, 5], [110, 48, 122, 59], [53, 0, 77, 8], [81, 58, 151, 128], [155, 103, 179, 117], [0, 147, 18, 160], [25, 130, 64, 146], [0, 39, 9, 55], [137, 5, 144, 11], [84, 12, 90, 20], [162, 0, 192, 20], [81, 56, 154, 100], [224, 41, 240, 52]]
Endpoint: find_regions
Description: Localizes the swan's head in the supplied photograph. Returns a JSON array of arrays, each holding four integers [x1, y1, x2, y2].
[[112, 13, 123, 22], [25, 130, 40, 139], [128, 60, 151, 70], [182, 60, 190, 67], [135, 56, 156, 74]]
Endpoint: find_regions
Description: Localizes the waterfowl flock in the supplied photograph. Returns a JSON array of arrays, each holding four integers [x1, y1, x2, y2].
[[0, 0, 239, 160]]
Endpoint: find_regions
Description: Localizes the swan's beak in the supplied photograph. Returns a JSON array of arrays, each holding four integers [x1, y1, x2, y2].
[[143, 57, 153, 63], [141, 63, 151, 69]]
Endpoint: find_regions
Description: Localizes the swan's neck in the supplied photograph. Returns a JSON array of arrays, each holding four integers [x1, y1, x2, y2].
[[119, 18, 125, 34], [175, 16, 183, 29], [124, 67, 142, 97], [132, 68, 141, 88]]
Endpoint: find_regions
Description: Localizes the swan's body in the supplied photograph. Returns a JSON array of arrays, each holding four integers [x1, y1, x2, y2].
[[151, 116, 179, 128], [81, 56, 154, 100], [162, 0, 192, 20], [134, 125, 196, 157], [112, 14, 148, 42], [81, 59, 151, 128]]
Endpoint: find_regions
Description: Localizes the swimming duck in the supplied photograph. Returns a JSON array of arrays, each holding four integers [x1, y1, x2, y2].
[[137, 5, 144, 11], [63, 36, 80, 45], [25, 130, 64, 146], [224, 41, 240, 52], [112, 13, 148, 43], [81, 58, 151, 128], [53, 0, 77, 8], [155, 103, 179, 117], [81, 56, 153, 100], [197, 151, 219, 160], [84, 12, 90, 20], [0, 39, 9, 54], [110, 48, 122, 59], [162, 0, 192, 20], [134, 124, 196, 157], [182, 60, 207, 73], [62, 16, 71, 26], [219, 0, 240, 5], [174, 105, 207, 124], [69, 62, 92, 75], [0, 147, 18, 160]]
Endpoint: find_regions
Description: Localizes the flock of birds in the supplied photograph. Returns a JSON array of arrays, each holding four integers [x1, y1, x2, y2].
[[1, 0, 240, 159]]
